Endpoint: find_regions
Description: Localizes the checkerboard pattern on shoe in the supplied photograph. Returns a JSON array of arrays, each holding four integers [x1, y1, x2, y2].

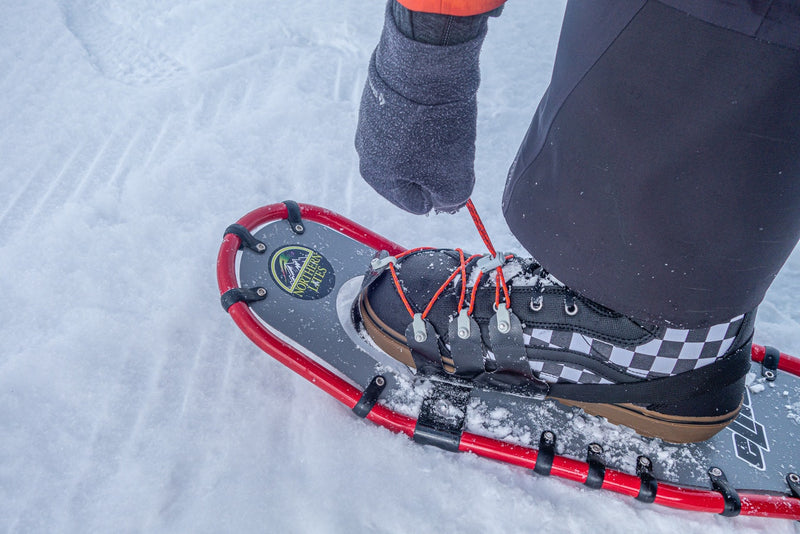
[[523, 314, 746, 383]]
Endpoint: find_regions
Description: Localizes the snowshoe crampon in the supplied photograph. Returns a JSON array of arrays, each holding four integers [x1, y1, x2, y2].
[[217, 201, 800, 521]]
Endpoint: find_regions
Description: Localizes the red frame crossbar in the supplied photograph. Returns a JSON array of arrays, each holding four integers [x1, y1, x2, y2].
[[217, 202, 800, 521]]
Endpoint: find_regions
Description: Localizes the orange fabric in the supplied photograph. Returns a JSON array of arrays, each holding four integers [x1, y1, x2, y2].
[[396, 0, 506, 16]]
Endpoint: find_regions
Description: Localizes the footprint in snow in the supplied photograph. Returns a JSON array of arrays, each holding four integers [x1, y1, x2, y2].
[[57, 0, 187, 86]]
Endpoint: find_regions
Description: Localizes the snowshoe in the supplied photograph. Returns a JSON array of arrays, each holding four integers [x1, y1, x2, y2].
[[218, 200, 800, 521]]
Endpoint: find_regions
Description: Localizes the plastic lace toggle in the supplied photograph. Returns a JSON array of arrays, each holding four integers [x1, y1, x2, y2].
[[475, 253, 505, 273], [456, 309, 471, 339], [494, 302, 511, 334], [412, 313, 427, 343], [370, 254, 397, 272]]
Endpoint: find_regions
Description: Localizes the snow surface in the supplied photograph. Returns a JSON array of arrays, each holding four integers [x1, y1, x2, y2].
[[2, 1, 800, 532]]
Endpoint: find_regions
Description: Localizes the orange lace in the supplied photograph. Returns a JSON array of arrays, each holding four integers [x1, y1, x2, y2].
[[387, 199, 513, 321]]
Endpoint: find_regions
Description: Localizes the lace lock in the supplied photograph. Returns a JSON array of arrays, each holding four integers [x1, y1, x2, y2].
[[370, 253, 397, 272], [412, 313, 427, 343], [476, 253, 505, 273], [456, 309, 471, 339], [494, 302, 511, 334]]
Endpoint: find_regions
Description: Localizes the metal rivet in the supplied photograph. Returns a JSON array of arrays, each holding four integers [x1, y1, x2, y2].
[[495, 303, 512, 334], [434, 399, 451, 415], [789, 473, 800, 483], [255, 243, 266, 252], [638, 456, 651, 468], [456, 309, 471, 339], [589, 443, 603, 454], [709, 467, 723, 477], [764, 369, 776, 381], [412, 314, 428, 343], [375, 376, 385, 387], [256, 287, 267, 297], [543, 431, 554, 442], [529, 297, 543, 312], [295, 224, 304, 233], [565, 303, 579, 316]]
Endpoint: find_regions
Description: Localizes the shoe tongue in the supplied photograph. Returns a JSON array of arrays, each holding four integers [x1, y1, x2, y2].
[[462, 255, 566, 291], [395, 250, 464, 302]]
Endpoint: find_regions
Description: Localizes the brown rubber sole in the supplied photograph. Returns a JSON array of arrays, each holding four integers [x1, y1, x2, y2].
[[358, 289, 740, 443], [551, 398, 740, 443], [359, 292, 417, 368]]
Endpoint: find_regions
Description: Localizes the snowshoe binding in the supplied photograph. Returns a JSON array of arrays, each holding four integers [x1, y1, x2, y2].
[[355, 246, 754, 444]]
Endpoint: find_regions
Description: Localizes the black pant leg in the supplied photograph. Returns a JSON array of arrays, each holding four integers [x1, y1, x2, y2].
[[503, 0, 800, 328]]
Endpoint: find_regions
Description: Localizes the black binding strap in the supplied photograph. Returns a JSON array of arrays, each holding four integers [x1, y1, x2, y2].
[[708, 467, 741, 517], [547, 342, 751, 405], [220, 287, 267, 311], [352, 376, 387, 418], [533, 430, 556, 476], [486, 309, 532, 378], [447, 313, 486, 377], [405, 317, 446, 375], [584, 443, 605, 489], [635, 456, 658, 503], [224, 224, 266, 253], [283, 200, 305, 235]]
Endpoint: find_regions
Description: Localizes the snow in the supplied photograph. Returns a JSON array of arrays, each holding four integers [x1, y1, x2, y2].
[[2, 1, 799, 532]]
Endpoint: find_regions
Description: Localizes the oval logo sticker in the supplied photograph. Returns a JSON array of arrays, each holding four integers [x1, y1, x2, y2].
[[269, 245, 335, 300]]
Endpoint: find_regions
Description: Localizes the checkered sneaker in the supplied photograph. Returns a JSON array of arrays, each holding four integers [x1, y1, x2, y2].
[[524, 314, 745, 383]]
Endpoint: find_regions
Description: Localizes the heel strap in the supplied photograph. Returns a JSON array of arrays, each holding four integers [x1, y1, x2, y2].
[[548, 339, 752, 405]]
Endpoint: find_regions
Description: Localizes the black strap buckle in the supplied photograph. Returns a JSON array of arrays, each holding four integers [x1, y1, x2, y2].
[[635, 455, 658, 503], [352, 376, 387, 418], [708, 466, 741, 517], [533, 430, 556, 476], [283, 200, 305, 234], [224, 224, 266, 253], [584, 443, 606, 489], [761, 345, 780, 382], [220, 287, 267, 311]]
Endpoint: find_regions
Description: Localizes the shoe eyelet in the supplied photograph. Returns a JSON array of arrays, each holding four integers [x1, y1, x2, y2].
[[564, 302, 579, 316], [529, 296, 543, 312]]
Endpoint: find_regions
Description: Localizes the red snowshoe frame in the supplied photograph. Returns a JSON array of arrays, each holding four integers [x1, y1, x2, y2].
[[217, 202, 800, 521]]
